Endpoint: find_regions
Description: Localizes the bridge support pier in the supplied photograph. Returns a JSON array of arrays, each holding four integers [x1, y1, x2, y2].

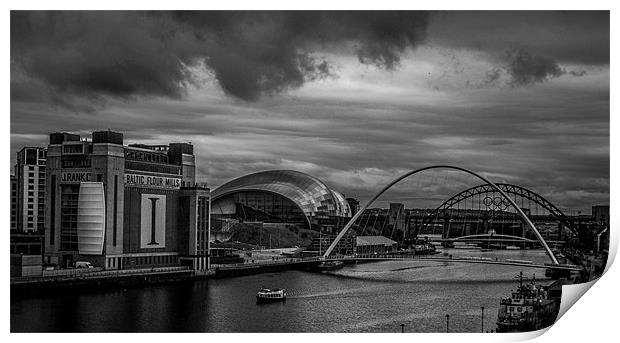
[[442, 219, 449, 239]]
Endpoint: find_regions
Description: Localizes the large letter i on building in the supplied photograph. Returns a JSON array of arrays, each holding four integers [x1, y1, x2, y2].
[[148, 197, 159, 245]]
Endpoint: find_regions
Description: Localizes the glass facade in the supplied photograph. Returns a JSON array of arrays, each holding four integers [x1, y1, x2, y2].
[[211, 170, 351, 227], [197, 196, 210, 255], [216, 191, 308, 224], [60, 185, 79, 251]]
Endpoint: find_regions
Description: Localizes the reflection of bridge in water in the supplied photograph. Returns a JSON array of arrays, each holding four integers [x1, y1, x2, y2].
[[319, 165, 582, 272], [427, 233, 566, 249], [320, 255, 581, 271], [213, 254, 582, 274]]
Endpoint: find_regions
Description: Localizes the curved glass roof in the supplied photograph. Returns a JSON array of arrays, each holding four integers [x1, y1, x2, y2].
[[212, 170, 352, 221]]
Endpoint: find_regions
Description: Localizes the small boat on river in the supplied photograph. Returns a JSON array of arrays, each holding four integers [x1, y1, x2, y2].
[[256, 288, 287, 303]]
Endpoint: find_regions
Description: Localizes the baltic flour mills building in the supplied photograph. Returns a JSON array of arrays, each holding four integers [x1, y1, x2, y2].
[[43, 130, 211, 271]]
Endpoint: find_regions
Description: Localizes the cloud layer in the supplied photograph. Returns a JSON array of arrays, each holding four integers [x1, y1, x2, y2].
[[10, 11, 610, 213], [11, 11, 429, 102]]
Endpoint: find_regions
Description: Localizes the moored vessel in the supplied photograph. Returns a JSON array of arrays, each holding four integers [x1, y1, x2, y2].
[[496, 272, 559, 332]]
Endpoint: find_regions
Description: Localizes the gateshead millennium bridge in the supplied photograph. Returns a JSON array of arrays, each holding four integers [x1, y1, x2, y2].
[[317, 165, 581, 271]]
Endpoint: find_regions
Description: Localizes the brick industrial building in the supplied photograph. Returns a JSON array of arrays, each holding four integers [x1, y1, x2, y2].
[[43, 130, 211, 271]]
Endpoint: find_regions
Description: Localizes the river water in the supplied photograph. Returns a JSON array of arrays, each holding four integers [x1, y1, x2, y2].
[[11, 249, 554, 333]]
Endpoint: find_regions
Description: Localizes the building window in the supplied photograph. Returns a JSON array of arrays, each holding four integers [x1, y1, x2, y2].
[[60, 185, 79, 251], [63, 144, 84, 154]]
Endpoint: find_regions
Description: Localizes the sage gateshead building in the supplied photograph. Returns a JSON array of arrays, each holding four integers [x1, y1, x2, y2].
[[210, 170, 352, 231], [44, 130, 211, 271]]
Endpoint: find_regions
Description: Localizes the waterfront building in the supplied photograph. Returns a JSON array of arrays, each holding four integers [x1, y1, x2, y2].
[[12, 147, 47, 233], [43, 130, 211, 271], [210, 170, 351, 232], [308, 232, 356, 256], [356, 236, 398, 255]]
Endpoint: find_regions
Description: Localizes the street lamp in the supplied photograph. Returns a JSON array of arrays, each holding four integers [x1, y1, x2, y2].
[[446, 314, 450, 333], [481, 306, 485, 333]]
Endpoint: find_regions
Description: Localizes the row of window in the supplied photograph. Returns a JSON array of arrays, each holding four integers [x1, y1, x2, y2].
[[131, 255, 177, 266], [125, 149, 169, 164], [62, 158, 91, 168]]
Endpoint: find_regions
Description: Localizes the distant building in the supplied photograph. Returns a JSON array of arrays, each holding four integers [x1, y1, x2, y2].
[[591, 205, 609, 254], [44, 130, 211, 271], [13, 147, 47, 233], [346, 197, 360, 215], [592, 205, 609, 226], [10, 175, 17, 231], [535, 222, 563, 241], [308, 232, 356, 256], [356, 236, 398, 255], [388, 203, 407, 235]]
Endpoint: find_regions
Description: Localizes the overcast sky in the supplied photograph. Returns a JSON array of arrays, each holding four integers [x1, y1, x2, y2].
[[10, 11, 609, 213]]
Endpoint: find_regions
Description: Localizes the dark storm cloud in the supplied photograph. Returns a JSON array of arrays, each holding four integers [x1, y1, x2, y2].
[[427, 11, 609, 66], [505, 49, 565, 86], [427, 11, 607, 88], [11, 11, 429, 103]]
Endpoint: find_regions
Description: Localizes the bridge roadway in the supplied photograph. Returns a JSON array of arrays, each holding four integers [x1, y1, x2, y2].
[[214, 254, 583, 272]]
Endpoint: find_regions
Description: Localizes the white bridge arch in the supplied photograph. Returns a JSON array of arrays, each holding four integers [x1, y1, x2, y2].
[[322, 165, 560, 265]]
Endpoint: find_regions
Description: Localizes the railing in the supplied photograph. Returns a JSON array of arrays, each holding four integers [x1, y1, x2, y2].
[[212, 257, 321, 269], [12, 266, 191, 283], [42, 267, 105, 278]]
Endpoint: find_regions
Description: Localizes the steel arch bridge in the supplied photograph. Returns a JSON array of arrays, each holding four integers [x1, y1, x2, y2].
[[418, 183, 576, 235], [322, 165, 561, 265]]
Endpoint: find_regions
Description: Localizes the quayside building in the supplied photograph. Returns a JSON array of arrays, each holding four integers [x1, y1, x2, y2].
[[210, 170, 352, 233], [11, 147, 47, 233], [44, 130, 210, 271]]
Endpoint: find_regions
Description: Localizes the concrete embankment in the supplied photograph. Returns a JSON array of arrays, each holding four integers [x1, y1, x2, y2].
[[11, 268, 199, 296], [10, 261, 318, 296]]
